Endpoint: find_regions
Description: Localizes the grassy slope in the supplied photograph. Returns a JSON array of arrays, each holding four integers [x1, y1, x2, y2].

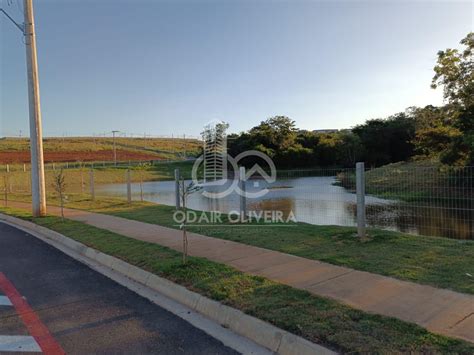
[[337, 159, 474, 202], [1, 206, 472, 354], [0, 137, 202, 153], [0, 137, 202, 162], [22, 195, 472, 295]]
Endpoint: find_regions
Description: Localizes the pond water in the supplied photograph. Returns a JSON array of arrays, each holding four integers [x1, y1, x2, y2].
[[96, 176, 473, 239]]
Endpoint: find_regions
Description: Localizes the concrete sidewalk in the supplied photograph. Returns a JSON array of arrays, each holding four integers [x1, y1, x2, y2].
[[7, 201, 474, 344]]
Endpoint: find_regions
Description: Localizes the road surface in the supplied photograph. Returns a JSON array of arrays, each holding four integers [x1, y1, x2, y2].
[[0, 222, 238, 354]]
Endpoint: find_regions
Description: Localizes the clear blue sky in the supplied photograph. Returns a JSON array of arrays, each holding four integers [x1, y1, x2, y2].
[[1, 0, 472, 137]]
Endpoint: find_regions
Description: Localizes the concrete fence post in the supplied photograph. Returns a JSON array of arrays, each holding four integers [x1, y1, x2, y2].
[[6, 164, 9, 173], [127, 169, 132, 204], [28, 172, 32, 194], [23, 164, 26, 172], [3, 175, 8, 207], [174, 168, 181, 209], [356, 162, 366, 238], [89, 169, 95, 201], [239, 166, 247, 220]]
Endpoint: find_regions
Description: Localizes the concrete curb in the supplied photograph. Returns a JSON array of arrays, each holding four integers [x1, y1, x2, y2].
[[0, 213, 336, 355]]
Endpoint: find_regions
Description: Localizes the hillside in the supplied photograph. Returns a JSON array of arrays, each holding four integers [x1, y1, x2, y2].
[[337, 159, 474, 201], [0, 137, 202, 163]]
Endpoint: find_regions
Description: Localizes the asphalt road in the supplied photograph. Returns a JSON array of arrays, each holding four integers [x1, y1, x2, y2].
[[0, 222, 239, 354]]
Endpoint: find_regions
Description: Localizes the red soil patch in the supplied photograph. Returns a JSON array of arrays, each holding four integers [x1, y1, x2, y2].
[[0, 150, 162, 164]]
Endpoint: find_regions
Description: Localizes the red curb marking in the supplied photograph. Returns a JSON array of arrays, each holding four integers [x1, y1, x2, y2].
[[0, 272, 65, 355]]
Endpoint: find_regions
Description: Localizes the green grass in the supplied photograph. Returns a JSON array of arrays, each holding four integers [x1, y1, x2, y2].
[[1, 160, 195, 196], [0, 137, 202, 157], [1, 206, 473, 353], [67, 201, 474, 295], [337, 160, 473, 202], [4, 192, 474, 295]]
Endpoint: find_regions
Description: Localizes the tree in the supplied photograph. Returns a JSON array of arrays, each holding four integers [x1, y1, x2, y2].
[[352, 113, 416, 167], [179, 180, 201, 264], [248, 116, 297, 152], [412, 105, 462, 158], [53, 169, 67, 220], [337, 131, 364, 166], [228, 116, 301, 168], [77, 160, 86, 193], [431, 32, 474, 165], [432, 32, 474, 110], [315, 133, 344, 166], [135, 162, 151, 202]]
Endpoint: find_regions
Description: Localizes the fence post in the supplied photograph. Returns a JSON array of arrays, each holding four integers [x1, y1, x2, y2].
[[356, 162, 366, 238], [6, 164, 9, 173], [89, 169, 95, 201], [174, 168, 181, 209], [127, 169, 132, 204], [28, 171, 32, 194], [239, 166, 247, 220], [23, 164, 26, 172], [3, 175, 8, 207]]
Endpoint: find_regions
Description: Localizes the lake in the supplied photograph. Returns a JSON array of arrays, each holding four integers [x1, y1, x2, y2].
[[96, 176, 473, 239]]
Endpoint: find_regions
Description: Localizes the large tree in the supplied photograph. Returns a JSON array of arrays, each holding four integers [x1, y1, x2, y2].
[[352, 113, 416, 167], [412, 105, 462, 159], [430, 32, 474, 164], [432, 33, 474, 109], [248, 116, 298, 153]]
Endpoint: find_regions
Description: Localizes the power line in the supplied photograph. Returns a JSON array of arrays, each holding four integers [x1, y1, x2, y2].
[[0, 7, 24, 33]]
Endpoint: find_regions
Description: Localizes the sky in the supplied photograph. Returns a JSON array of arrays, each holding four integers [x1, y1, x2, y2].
[[1, 0, 472, 138]]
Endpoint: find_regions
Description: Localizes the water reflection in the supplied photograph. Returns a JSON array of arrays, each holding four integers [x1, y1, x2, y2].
[[96, 176, 473, 239]]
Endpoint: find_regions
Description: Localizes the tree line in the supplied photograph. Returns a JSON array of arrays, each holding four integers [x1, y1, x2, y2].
[[227, 33, 473, 168]]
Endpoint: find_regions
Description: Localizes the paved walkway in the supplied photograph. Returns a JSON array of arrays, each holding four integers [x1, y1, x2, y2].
[[6, 201, 474, 344]]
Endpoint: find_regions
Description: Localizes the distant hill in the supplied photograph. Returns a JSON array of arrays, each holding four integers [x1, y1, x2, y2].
[[0, 137, 202, 163]]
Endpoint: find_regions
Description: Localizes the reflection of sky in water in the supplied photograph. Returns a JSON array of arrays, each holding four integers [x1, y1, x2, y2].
[[96, 176, 473, 239]]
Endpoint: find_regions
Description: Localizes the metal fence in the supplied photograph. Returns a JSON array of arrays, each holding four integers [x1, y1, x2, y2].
[[172, 163, 473, 240], [363, 164, 473, 239], [1, 158, 197, 173], [2, 162, 473, 240]]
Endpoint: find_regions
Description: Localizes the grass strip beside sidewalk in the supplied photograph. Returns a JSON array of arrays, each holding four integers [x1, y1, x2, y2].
[[81, 201, 474, 295], [1, 206, 473, 353], [5, 197, 474, 295]]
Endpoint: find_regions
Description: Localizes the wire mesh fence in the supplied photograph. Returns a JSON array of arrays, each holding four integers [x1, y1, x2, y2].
[[2, 162, 473, 240], [363, 165, 474, 239], [1, 158, 197, 173]]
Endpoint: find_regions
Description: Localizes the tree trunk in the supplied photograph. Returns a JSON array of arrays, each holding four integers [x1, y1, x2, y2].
[[60, 192, 64, 220]]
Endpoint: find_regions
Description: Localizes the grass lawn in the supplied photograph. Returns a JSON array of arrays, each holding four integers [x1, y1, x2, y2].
[[337, 160, 473, 203], [4, 194, 474, 294], [52, 199, 472, 295], [1, 160, 195, 196], [1, 206, 473, 353], [0, 137, 201, 157]]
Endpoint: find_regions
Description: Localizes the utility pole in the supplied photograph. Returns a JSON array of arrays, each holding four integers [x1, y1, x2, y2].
[[1, 2, 46, 216], [112, 130, 119, 166], [24, 0, 46, 217]]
